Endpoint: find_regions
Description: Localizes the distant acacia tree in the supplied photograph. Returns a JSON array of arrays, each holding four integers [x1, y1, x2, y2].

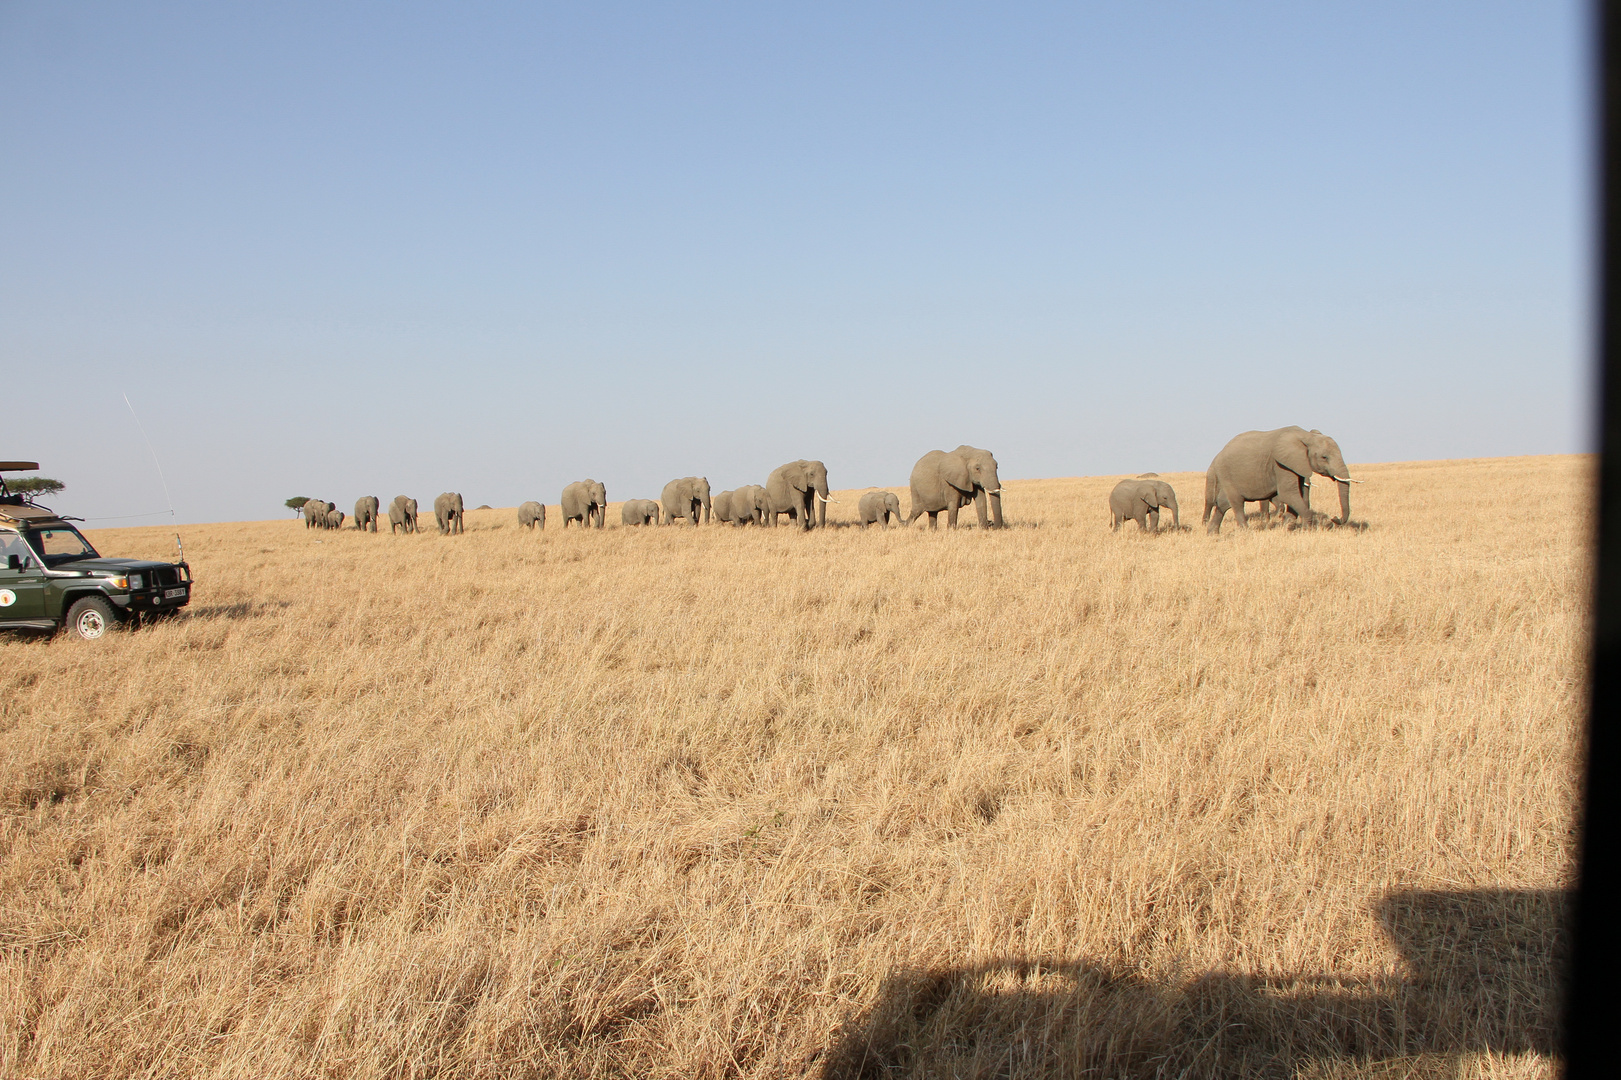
[[10, 477, 65, 497], [286, 496, 310, 517]]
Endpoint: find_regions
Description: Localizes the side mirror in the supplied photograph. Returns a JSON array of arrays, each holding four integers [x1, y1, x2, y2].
[[7, 554, 21, 571]]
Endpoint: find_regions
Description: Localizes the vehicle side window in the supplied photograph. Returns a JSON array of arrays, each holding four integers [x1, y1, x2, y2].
[[0, 534, 31, 568]]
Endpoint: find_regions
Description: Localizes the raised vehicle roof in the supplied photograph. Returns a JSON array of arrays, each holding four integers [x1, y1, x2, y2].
[[0, 462, 41, 472], [0, 504, 66, 527]]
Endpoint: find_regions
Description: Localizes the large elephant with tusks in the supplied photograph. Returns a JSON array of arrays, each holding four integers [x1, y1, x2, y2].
[[353, 496, 380, 532], [765, 460, 831, 530], [907, 446, 1004, 529], [661, 477, 711, 526], [561, 480, 607, 528], [434, 492, 465, 534], [1203, 426, 1357, 534]]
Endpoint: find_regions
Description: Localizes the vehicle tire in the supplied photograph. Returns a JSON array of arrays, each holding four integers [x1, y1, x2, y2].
[[66, 596, 121, 641]]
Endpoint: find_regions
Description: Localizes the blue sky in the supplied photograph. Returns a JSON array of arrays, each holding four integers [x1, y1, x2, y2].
[[1, 2, 1588, 523]]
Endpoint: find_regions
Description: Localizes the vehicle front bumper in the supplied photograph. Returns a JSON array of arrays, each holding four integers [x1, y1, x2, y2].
[[110, 586, 192, 612]]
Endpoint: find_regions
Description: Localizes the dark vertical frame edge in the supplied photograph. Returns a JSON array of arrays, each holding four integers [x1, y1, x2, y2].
[[1568, 1, 1618, 1074]]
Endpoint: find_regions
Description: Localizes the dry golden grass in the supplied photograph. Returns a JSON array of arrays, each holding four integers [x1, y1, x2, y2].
[[0, 456, 1584, 1079]]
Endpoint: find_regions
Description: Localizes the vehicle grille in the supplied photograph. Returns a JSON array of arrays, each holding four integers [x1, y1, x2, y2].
[[150, 567, 182, 588]]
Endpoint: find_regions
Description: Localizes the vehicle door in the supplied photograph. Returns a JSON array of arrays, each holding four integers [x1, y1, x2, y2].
[[0, 533, 47, 619]]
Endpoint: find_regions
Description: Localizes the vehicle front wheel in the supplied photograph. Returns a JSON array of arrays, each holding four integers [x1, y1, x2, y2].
[[66, 596, 122, 641]]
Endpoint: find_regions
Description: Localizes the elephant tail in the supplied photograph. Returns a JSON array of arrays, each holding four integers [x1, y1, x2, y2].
[[1202, 468, 1218, 524]]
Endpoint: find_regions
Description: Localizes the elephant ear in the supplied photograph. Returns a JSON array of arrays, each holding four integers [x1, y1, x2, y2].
[[789, 465, 810, 492], [1275, 432, 1311, 478], [939, 453, 972, 493]]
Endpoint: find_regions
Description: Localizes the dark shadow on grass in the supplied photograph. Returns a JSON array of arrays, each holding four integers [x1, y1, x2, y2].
[[820, 889, 1568, 1079]]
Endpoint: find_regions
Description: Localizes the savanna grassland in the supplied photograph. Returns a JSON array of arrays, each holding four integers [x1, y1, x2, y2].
[[0, 456, 1586, 1079]]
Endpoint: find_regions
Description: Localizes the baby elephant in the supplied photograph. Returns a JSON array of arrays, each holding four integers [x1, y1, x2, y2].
[[711, 490, 738, 524], [858, 490, 902, 528], [518, 501, 546, 530], [1110, 479, 1179, 532], [621, 499, 661, 526]]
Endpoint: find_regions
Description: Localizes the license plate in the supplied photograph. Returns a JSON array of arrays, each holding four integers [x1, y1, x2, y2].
[[163, 587, 187, 599]]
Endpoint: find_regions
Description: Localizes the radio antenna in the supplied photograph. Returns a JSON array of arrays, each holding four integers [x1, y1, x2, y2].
[[123, 394, 175, 518]]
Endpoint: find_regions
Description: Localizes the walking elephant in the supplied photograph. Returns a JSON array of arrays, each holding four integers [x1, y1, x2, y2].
[[518, 501, 546, 530], [389, 496, 418, 534], [765, 460, 831, 530], [621, 499, 661, 526], [1110, 479, 1179, 532], [323, 508, 346, 529], [353, 495, 380, 532], [661, 477, 711, 526], [561, 480, 607, 528], [434, 492, 465, 535], [734, 484, 768, 525], [907, 446, 1004, 529], [303, 499, 331, 529], [858, 491, 902, 528], [1203, 426, 1356, 535]]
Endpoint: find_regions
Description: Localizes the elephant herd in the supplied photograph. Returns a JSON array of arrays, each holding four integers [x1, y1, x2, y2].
[[502, 450, 1006, 533], [305, 429, 1356, 541]]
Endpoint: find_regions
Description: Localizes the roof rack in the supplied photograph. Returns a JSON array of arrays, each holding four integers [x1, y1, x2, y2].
[[0, 503, 64, 526]]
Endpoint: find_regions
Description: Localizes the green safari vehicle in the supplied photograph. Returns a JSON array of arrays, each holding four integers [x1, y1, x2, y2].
[[0, 461, 193, 641]]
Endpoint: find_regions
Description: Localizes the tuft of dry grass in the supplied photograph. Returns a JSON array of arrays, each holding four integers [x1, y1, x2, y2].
[[0, 456, 1584, 1078]]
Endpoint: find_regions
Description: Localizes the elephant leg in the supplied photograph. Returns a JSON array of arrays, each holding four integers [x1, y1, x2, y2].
[[946, 496, 959, 528], [1206, 492, 1230, 535], [1148, 507, 1160, 531], [973, 489, 988, 528], [1229, 492, 1249, 529], [1275, 469, 1311, 526], [928, 511, 939, 530]]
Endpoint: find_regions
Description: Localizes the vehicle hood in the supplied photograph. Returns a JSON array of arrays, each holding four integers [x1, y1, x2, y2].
[[48, 557, 179, 576]]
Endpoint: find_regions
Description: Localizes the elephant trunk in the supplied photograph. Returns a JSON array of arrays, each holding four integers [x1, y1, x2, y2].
[[1336, 479, 1351, 525]]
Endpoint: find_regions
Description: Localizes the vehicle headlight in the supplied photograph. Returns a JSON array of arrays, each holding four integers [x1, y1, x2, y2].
[[106, 575, 129, 589], [128, 574, 143, 589]]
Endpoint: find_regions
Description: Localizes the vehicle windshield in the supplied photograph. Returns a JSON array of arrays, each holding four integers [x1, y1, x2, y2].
[[25, 526, 99, 566]]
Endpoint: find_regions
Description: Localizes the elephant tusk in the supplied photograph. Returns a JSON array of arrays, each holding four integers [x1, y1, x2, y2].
[[1336, 477, 1364, 484], [815, 493, 839, 503]]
